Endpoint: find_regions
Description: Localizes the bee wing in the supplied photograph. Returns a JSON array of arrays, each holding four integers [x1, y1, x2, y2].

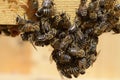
[[29, 36, 38, 51], [97, 50, 101, 56], [58, 71, 65, 80], [49, 54, 53, 64]]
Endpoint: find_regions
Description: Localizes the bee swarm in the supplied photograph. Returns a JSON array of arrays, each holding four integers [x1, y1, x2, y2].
[[0, 0, 120, 79]]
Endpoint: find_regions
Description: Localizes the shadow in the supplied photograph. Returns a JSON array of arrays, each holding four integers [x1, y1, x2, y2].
[[26, 0, 39, 21]]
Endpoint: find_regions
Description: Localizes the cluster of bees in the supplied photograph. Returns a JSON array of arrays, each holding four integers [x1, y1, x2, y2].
[[0, 25, 20, 37], [0, 0, 120, 79]]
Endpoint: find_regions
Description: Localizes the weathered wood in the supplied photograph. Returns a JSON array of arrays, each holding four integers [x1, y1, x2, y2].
[[0, 0, 80, 25]]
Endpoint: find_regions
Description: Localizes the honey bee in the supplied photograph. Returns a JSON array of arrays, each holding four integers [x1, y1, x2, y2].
[[79, 59, 88, 74], [45, 28, 57, 40], [50, 15, 60, 28], [68, 43, 85, 58], [75, 30, 85, 46], [112, 24, 120, 33], [36, 28, 57, 41], [78, 58, 86, 72], [107, 10, 119, 25], [58, 32, 66, 39], [27, 0, 39, 21], [89, 12, 98, 20], [99, 0, 105, 9], [28, 0, 39, 10], [20, 31, 37, 50], [39, 18, 51, 34], [20, 21, 40, 32], [60, 35, 73, 50], [58, 13, 71, 30], [9, 26, 20, 37], [86, 52, 97, 67], [69, 67, 80, 78], [16, 15, 40, 32], [88, 0, 99, 20], [68, 23, 78, 33], [104, 0, 117, 10], [57, 58, 86, 78], [16, 15, 39, 49], [16, 15, 26, 25], [56, 62, 80, 78], [51, 32, 67, 49], [51, 38, 60, 49], [81, 21, 94, 30], [68, 48, 85, 58], [21, 32, 33, 41], [88, 0, 99, 11], [76, 4, 87, 17], [65, 65, 80, 78], [52, 49, 71, 63], [34, 41, 45, 47], [86, 37, 98, 55], [59, 68, 72, 78], [94, 21, 109, 36], [76, 0, 88, 18], [90, 54, 97, 63], [35, 0, 55, 18], [114, 4, 120, 11], [81, 0, 87, 6], [114, 4, 120, 17]]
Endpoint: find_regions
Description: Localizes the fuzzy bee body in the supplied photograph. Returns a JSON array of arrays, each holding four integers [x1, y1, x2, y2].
[[112, 24, 120, 33], [16, 15, 40, 32], [58, 13, 71, 30], [52, 49, 71, 63], [35, 0, 55, 17]]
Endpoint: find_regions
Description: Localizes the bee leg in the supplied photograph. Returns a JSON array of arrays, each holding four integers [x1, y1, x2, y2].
[[29, 35, 38, 51]]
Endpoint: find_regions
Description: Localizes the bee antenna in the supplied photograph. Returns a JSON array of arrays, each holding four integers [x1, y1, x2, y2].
[[23, 13, 27, 21]]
